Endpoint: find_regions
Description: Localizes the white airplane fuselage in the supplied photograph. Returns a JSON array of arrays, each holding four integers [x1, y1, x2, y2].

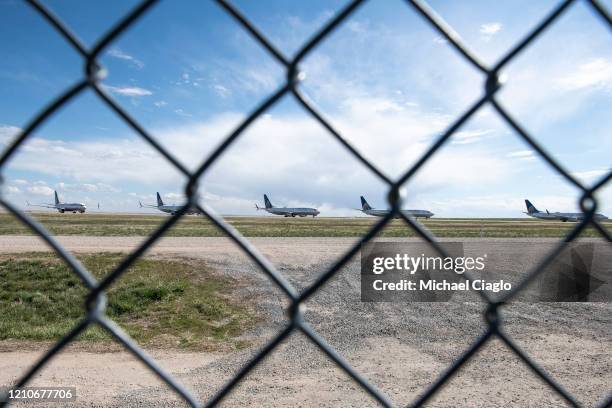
[[156, 205, 202, 215], [527, 211, 608, 222], [257, 194, 319, 217], [358, 196, 433, 219], [263, 207, 320, 217], [362, 209, 434, 219], [28, 191, 86, 213], [56, 203, 86, 213], [140, 193, 202, 215], [524, 199, 608, 222]]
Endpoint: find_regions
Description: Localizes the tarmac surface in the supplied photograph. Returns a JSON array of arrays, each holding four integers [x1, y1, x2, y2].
[[0, 236, 610, 407]]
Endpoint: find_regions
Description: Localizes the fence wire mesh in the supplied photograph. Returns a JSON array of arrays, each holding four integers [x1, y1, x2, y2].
[[0, 0, 611, 406]]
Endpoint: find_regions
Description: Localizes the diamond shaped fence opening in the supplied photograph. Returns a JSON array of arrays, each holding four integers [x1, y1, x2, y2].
[[0, 0, 610, 407]]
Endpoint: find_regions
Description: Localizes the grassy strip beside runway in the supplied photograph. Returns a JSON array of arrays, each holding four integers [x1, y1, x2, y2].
[[0, 253, 256, 350], [0, 212, 608, 237]]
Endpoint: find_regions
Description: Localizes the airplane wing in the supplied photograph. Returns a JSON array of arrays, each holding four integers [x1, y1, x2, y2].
[[138, 201, 158, 209], [26, 201, 56, 209]]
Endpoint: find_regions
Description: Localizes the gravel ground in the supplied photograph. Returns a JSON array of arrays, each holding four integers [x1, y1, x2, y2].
[[0, 236, 610, 407]]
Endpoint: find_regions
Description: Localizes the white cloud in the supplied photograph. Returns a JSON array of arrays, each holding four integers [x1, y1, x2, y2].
[[104, 85, 153, 97], [3, 7, 610, 217], [129, 192, 157, 202], [96, 183, 121, 193], [14, 179, 28, 185], [154, 100, 168, 108], [5, 101, 609, 216], [6, 186, 21, 194], [82, 183, 98, 192], [571, 168, 609, 182], [27, 185, 54, 196], [174, 109, 192, 117], [506, 150, 535, 160], [9, 137, 165, 184], [174, 72, 195, 86], [204, 60, 280, 97], [480, 22, 502, 37], [431, 195, 524, 217], [555, 58, 612, 92], [107, 48, 144, 69], [346, 20, 368, 33], [2, 96, 519, 215], [163, 192, 183, 202], [212, 84, 231, 98], [56, 182, 120, 193], [0, 124, 20, 144], [450, 129, 495, 145]]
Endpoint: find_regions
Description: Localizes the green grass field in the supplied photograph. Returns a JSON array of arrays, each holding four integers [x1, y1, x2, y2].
[[0, 253, 256, 350], [0, 212, 608, 237]]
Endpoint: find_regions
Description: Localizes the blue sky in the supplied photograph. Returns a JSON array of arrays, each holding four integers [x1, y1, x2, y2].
[[0, 0, 610, 217]]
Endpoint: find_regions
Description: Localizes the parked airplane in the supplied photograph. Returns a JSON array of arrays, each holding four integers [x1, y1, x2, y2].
[[524, 199, 608, 222], [139, 192, 203, 215], [27, 190, 86, 213], [255, 194, 320, 217], [357, 196, 434, 219]]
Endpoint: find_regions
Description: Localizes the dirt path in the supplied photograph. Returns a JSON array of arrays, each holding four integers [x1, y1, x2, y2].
[[0, 236, 610, 407]]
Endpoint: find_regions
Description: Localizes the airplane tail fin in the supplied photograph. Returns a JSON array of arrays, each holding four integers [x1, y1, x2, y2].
[[26, 200, 31, 206], [54, 191, 60, 206], [525, 199, 538, 214], [360, 196, 372, 211], [263, 194, 273, 209], [139, 201, 143, 208], [156, 192, 164, 207]]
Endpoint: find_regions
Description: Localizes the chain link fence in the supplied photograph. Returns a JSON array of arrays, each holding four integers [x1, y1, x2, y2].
[[0, 0, 610, 406]]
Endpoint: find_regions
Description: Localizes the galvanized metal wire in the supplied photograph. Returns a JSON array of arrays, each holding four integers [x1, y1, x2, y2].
[[0, 0, 610, 406]]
